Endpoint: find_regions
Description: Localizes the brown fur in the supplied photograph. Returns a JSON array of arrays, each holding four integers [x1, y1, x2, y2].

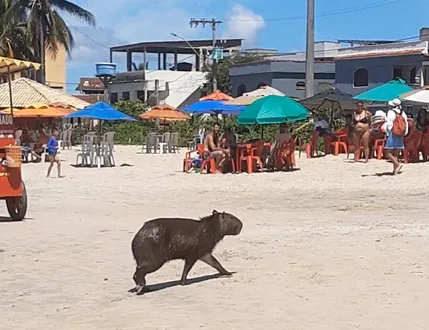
[[131, 210, 243, 294]]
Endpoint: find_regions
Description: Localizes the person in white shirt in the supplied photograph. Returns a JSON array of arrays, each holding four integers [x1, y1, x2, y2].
[[314, 117, 330, 135], [384, 98, 408, 174]]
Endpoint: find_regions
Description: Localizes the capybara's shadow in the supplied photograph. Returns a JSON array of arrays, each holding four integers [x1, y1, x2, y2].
[[362, 171, 395, 177], [129, 272, 236, 295]]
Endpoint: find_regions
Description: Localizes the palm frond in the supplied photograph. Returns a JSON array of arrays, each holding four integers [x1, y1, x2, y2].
[[51, 0, 95, 26]]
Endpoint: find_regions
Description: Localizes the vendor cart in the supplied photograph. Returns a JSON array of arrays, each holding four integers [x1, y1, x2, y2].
[[0, 56, 40, 220]]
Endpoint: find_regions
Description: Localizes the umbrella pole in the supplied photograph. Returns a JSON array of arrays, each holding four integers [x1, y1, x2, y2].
[[98, 120, 102, 156], [7, 65, 13, 117], [261, 125, 264, 140]]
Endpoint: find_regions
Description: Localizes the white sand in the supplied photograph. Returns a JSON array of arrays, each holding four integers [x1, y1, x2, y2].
[[1, 146, 429, 329]]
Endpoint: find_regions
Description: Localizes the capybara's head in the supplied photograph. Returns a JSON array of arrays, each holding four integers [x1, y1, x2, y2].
[[212, 210, 243, 236]]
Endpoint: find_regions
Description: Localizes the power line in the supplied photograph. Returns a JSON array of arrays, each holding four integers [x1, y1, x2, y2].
[[68, 0, 407, 51], [224, 0, 406, 21]]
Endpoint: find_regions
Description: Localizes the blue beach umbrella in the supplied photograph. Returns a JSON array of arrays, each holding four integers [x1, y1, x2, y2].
[[65, 101, 136, 121], [182, 100, 245, 115]]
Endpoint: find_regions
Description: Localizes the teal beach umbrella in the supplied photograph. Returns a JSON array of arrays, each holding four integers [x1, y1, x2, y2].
[[237, 95, 309, 125]]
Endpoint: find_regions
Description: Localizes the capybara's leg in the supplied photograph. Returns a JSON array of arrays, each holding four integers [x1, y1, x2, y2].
[[200, 253, 231, 276], [133, 267, 147, 294], [180, 258, 197, 286], [134, 260, 164, 294]]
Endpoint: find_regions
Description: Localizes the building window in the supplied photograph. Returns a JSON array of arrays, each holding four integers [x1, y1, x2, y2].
[[257, 82, 268, 88], [110, 92, 118, 104], [410, 67, 416, 84], [393, 67, 402, 79], [296, 81, 305, 90], [353, 68, 368, 87], [237, 84, 247, 97], [122, 91, 130, 100], [137, 90, 145, 101]]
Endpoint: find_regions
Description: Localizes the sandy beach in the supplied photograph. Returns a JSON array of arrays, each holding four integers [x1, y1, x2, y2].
[[1, 145, 429, 329]]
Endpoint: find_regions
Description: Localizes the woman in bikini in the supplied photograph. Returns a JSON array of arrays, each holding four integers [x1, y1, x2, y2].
[[352, 101, 372, 162]]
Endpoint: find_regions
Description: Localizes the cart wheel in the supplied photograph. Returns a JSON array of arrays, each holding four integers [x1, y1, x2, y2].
[[6, 181, 28, 221]]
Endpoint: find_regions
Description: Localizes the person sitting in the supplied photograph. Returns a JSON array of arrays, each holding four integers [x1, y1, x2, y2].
[[266, 124, 291, 169], [220, 127, 237, 162], [203, 123, 229, 173], [314, 116, 330, 135], [415, 108, 428, 132], [273, 123, 291, 147]]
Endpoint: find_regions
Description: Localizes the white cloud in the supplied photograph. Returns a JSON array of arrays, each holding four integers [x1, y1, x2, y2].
[[222, 5, 265, 48], [63, 1, 263, 90]]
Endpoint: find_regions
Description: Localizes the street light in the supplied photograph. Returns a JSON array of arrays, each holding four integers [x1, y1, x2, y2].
[[170, 33, 203, 60]]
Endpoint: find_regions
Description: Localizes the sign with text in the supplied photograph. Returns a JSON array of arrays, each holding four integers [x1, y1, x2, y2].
[[0, 114, 14, 135]]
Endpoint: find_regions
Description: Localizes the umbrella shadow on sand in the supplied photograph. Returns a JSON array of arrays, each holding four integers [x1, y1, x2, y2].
[[128, 272, 236, 295]]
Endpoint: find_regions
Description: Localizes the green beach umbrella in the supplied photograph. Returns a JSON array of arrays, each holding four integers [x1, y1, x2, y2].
[[237, 95, 309, 125], [353, 78, 414, 102]]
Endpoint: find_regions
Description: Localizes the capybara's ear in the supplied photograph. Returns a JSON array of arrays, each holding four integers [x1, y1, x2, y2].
[[212, 209, 218, 215]]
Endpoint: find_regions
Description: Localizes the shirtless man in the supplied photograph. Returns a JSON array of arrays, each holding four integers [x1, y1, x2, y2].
[[203, 123, 229, 173]]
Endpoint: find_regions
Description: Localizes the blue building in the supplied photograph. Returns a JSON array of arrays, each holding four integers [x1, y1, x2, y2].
[[230, 60, 335, 99], [229, 42, 339, 99], [335, 29, 429, 97]]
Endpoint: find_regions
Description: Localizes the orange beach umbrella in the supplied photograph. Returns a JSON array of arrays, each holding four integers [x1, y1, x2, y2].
[[199, 90, 232, 101], [140, 104, 190, 121], [14, 104, 73, 118]]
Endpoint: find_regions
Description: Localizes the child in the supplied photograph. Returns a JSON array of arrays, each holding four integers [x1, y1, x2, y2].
[[46, 127, 63, 178]]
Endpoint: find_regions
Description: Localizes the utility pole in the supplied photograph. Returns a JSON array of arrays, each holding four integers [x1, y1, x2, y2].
[[190, 18, 222, 91], [36, 0, 45, 84], [305, 0, 315, 97]]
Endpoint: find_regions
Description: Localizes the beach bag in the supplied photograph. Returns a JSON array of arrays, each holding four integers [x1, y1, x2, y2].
[[392, 110, 407, 137]]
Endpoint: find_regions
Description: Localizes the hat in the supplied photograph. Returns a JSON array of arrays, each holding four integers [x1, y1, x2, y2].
[[374, 110, 387, 118], [388, 98, 401, 107]]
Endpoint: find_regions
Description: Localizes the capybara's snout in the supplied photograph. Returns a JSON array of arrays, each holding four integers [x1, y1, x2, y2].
[[229, 219, 243, 235]]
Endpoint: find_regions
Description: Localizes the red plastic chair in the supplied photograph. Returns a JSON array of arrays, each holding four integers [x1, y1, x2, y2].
[[418, 133, 429, 161], [304, 131, 319, 158], [402, 131, 422, 164], [275, 138, 297, 170], [200, 151, 216, 174], [373, 138, 386, 160], [200, 151, 236, 174], [183, 144, 204, 172], [330, 133, 348, 156], [238, 141, 264, 173]]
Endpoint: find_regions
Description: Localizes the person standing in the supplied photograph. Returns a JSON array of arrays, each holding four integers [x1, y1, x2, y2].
[[352, 101, 372, 162], [46, 127, 63, 178], [383, 98, 408, 174]]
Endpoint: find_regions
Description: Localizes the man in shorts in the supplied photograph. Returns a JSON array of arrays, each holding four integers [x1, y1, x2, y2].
[[46, 127, 63, 178], [203, 123, 229, 173]]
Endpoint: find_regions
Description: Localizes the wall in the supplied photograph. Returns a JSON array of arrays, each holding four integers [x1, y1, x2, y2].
[[229, 61, 335, 98], [45, 47, 66, 91], [335, 54, 423, 96]]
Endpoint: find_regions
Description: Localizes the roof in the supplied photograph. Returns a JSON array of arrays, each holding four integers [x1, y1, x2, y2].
[[76, 78, 104, 91], [336, 40, 428, 60], [0, 78, 89, 109], [336, 49, 424, 60], [231, 59, 335, 67], [73, 94, 104, 104], [110, 39, 242, 54], [337, 39, 397, 45]]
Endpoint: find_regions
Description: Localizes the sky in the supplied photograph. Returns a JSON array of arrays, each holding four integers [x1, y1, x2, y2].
[[64, 0, 429, 92]]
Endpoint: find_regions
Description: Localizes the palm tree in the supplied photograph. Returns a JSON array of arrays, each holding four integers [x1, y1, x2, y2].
[[0, 0, 33, 59], [10, 0, 96, 83]]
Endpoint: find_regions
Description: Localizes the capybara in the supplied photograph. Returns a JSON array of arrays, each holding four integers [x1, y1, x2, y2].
[[131, 210, 243, 294]]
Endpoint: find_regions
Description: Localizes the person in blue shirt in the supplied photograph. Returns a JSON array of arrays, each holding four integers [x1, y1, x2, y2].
[[46, 127, 63, 178]]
